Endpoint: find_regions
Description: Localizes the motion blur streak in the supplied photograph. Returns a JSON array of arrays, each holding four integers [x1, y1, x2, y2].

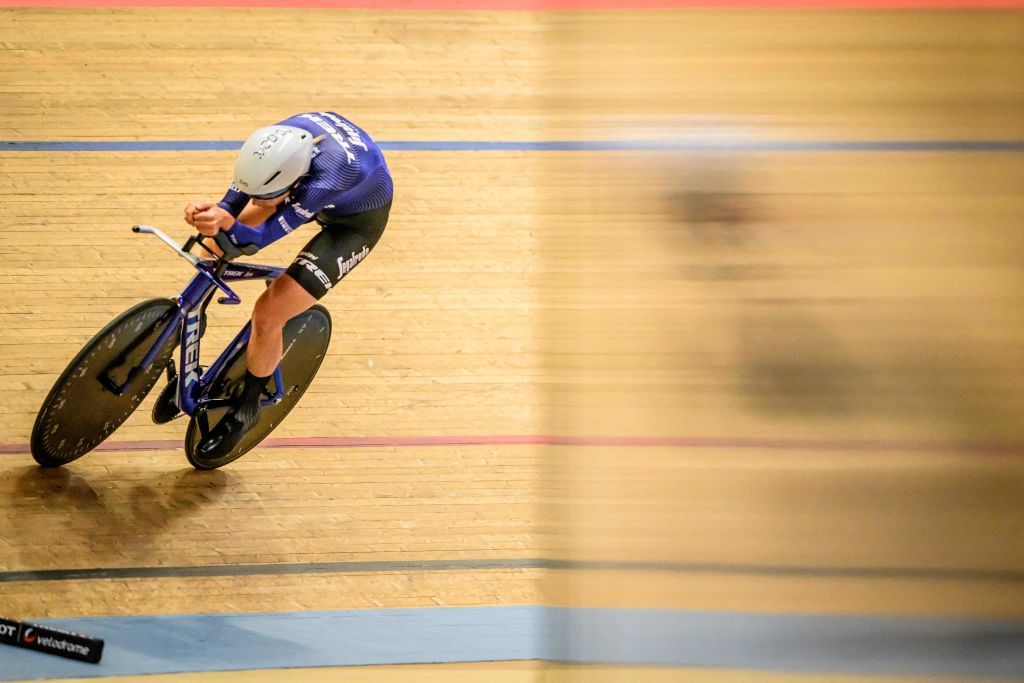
[[538, 9, 1024, 680]]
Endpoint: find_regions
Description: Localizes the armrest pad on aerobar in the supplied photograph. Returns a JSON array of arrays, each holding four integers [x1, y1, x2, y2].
[[212, 232, 242, 260], [213, 231, 260, 259]]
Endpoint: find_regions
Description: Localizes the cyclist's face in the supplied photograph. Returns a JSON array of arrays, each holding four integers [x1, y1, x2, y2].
[[251, 192, 290, 209]]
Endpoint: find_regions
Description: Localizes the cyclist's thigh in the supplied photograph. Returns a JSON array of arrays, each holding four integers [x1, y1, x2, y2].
[[254, 273, 318, 328], [285, 202, 391, 300]]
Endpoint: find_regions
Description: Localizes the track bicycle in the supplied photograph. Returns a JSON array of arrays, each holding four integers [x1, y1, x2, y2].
[[30, 226, 332, 470]]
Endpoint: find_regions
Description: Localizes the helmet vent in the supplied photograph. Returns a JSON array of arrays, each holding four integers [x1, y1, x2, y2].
[[263, 170, 282, 187]]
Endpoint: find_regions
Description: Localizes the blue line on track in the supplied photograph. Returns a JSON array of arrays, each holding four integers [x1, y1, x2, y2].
[[3, 139, 1024, 152], [1, 607, 1022, 680]]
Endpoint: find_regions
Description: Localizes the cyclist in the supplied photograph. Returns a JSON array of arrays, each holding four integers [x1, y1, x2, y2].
[[175, 111, 393, 459]]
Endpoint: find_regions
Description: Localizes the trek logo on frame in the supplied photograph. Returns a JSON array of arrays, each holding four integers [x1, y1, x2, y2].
[[184, 309, 202, 386]]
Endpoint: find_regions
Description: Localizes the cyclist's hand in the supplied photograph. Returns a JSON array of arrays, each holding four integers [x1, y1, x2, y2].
[[184, 202, 201, 226], [184, 201, 215, 228], [193, 204, 234, 236]]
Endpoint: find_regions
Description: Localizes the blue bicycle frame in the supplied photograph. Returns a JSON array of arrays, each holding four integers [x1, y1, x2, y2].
[[115, 226, 287, 417]]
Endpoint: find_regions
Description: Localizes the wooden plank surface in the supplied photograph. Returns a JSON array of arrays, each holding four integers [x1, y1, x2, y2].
[[0, 5, 1022, 658]]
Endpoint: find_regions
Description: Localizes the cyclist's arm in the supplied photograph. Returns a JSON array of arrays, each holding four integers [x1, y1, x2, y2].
[[222, 188, 333, 252], [217, 184, 250, 217]]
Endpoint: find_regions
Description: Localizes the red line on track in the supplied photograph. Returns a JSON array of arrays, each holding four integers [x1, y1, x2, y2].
[[0, 0, 1021, 8], [2, 435, 1022, 455]]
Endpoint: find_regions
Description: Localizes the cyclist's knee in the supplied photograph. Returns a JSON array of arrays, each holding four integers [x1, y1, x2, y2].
[[251, 276, 315, 336], [251, 289, 286, 335]]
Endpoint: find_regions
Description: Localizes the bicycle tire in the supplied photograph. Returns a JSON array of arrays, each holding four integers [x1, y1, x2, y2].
[[31, 298, 180, 467], [184, 304, 332, 470]]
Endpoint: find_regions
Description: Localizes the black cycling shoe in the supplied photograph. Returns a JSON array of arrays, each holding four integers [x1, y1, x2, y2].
[[196, 401, 262, 460]]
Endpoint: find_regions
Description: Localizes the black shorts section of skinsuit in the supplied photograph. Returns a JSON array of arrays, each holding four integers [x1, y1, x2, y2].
[[285, 201, 391, 300]]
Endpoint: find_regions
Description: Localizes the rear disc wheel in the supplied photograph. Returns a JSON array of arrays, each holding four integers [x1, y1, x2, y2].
[[184, 305, 332, 470]]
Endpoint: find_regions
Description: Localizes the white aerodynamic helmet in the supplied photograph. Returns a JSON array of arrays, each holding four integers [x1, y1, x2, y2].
[[233, 125, 314, 198]]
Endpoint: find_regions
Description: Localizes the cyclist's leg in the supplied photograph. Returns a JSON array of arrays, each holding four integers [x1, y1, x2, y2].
[[193, 275, 313, 454], [249, 200, 391, 374], [248, 275, 316, 376], [196, 201, 390, 457]]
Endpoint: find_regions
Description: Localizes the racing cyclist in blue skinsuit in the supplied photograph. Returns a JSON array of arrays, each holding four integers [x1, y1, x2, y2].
[[167, 112, 393, 459]]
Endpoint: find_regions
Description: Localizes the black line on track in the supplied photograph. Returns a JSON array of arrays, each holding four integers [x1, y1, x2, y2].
[[2, 558, 1022, 583]]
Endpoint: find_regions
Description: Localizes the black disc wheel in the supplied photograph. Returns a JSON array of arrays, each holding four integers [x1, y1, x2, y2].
[[185, 305, 332, 470], [31, 298, 180, 467]]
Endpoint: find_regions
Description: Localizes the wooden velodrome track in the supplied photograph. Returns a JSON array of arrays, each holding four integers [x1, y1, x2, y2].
[[1, 4, 1023, 682]]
